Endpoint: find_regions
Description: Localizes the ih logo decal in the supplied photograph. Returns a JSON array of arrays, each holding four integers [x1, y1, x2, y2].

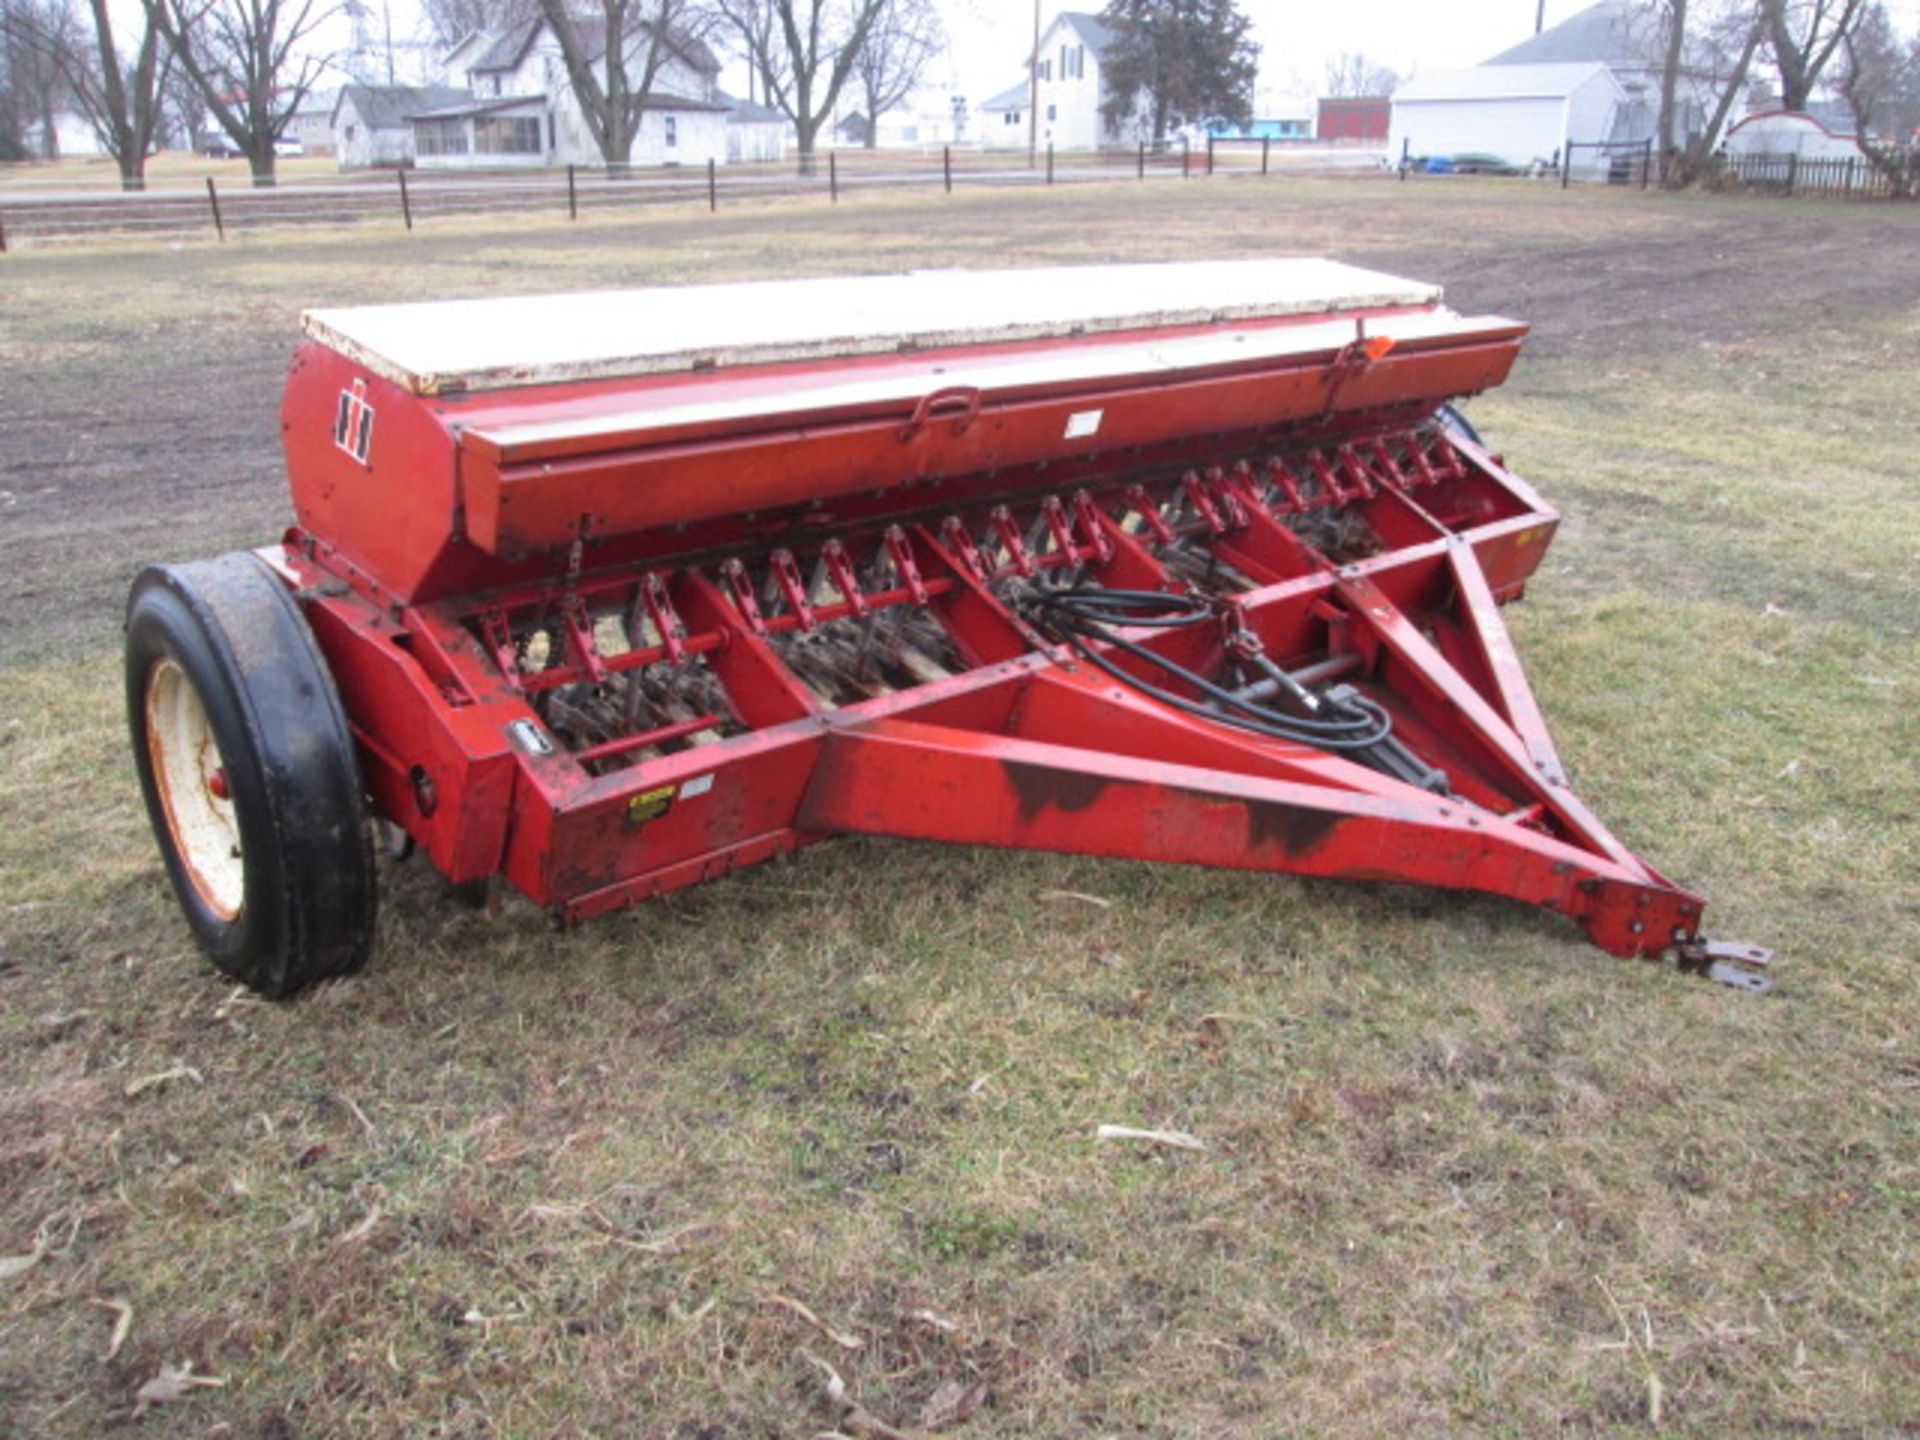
[[334, 378, 376, 466]]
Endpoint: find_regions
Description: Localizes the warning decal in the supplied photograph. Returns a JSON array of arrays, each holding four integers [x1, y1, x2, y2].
[[628, 784, 676, 825]]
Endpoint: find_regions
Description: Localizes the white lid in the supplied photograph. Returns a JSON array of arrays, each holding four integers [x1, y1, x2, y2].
[[301, 258, 1443, 395]]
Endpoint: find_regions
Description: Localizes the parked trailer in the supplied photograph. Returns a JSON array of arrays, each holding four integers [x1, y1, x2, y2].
[[126, 259, 1772, 996]]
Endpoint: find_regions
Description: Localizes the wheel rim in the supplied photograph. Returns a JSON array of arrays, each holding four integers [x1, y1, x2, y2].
[[145, 656, 244, 921]]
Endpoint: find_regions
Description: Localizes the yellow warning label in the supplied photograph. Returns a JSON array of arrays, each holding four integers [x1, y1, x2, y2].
[[628, 784, 676, 825]]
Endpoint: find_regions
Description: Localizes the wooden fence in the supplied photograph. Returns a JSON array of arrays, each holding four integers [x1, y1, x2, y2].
[[1725, 151, 1903, 198], [0, 142, 1228, 250]]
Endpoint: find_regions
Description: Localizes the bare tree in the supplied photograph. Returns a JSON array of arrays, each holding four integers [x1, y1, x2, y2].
[[719, 0, 889, 172], [419, 0, 537, 49], [1321, 52, 1397, 98], [539, 0, 710, 172], [1761, 0, 1863, 108], [849, 0, 937, 147], [0, 35, 20, 157], [1667, 1, 1766, 180], [157, 48, 202, 144], [1840, 1, 1918, 193], [145, 0, 338, 185], [1634, 0, 1770, 181], [0, 0, 76, 156], [1656, 0, 1688, 175], [8, 0, 173, 186]]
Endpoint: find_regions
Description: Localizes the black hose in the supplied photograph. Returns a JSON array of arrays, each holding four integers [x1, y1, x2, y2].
[[1020, 587, 1397, 752]]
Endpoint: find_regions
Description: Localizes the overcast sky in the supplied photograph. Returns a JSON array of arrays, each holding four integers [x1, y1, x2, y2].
[[315, 0, 1920, 112], [933, 0, 1920, 103], [723, 0, 1920, 113], [940, 0, 1595, 101]]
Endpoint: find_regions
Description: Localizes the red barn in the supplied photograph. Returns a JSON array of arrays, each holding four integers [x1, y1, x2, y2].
[[1318, 97, 1390, 143]]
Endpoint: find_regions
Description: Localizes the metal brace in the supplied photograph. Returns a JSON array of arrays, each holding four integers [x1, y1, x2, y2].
[[1675, 938, 1777, 994]]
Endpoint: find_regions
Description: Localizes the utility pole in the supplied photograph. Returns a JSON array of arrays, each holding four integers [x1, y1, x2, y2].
[[1536, 0, 1546, 32], [1028, 0, 1040, 167]]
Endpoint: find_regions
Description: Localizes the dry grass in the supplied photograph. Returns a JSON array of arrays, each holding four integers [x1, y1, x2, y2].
[[0, 150, 347, 192], [2, 178, 1918, 1437]]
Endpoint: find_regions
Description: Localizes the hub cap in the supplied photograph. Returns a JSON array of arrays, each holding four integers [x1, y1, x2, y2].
[[145, 657, 244, 920]]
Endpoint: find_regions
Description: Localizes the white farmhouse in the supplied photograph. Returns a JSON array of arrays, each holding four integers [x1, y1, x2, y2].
[[977, 11, 1148, 153], [333, 85, 471, 168], [1388, 62, 1627, 170], [417, 17, 728, 169]]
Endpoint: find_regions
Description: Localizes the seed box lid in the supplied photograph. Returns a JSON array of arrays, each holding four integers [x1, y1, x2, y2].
[[301, 258, 1444, 396]]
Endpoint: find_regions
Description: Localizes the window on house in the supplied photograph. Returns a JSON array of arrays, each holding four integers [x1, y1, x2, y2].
[[415, 119, 469, 156], [665, 115, 677, 147], [1006, 110, 1021, 125], [474, 115, 540, 153], [344, 124, 357, 142], [1046, 104, 1056, 121], [1040, 59, 1050, 81], [1073, 45, 1084, 78]]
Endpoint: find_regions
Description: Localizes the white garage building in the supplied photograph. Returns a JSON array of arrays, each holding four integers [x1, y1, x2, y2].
[[1388, 61, 1626, 170]]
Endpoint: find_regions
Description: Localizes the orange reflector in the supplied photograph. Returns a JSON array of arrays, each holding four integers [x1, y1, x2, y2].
[[1364, 335, 1397, 361]]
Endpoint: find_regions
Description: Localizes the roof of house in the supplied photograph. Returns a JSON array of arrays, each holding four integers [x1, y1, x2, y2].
[[443, 29, 493, 62], [1395, 61, 1618, 103], [333, 84, 473, 130], [980, 79, 1029, 112], [469, 20, 541, 73], [717, 91, 786, 125], [643, 90, 730, 112], [412, 89, 726, 122], [1055, 12, 1119, 57], [1484, 0, 1649, 67], [407, 94, 545, 122]]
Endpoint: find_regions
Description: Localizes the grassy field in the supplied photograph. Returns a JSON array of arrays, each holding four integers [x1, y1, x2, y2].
[[0, 150, 348, 192], [1, 179, 1918, 1437]]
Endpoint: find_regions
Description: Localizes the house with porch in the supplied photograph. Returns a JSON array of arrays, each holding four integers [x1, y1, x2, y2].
[[333, 84, 470, 168], [415, 17, 728, 169]]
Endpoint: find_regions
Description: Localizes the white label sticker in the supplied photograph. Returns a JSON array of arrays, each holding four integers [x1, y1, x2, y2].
[[506, 718, 553, 756], [680, 773, 715, 799], [1064, 409, 1103, 441]]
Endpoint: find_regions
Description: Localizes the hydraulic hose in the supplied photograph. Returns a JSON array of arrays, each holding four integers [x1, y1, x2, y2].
[[1019, 586, 1397, 752]]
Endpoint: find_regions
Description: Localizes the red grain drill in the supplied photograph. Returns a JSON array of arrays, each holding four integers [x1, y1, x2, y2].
[[124, 260, 1772, 996]]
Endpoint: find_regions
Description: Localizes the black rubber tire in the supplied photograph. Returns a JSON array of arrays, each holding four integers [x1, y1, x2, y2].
[[1439, 403, 1485, 449], [126, 552, 376, 997]]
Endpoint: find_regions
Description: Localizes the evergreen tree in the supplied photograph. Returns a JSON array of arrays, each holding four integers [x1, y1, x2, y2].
[[1098, 0, 1256, 142]]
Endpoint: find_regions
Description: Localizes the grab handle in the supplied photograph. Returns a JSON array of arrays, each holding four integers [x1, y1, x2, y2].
[[898, 385, 983, 443]]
